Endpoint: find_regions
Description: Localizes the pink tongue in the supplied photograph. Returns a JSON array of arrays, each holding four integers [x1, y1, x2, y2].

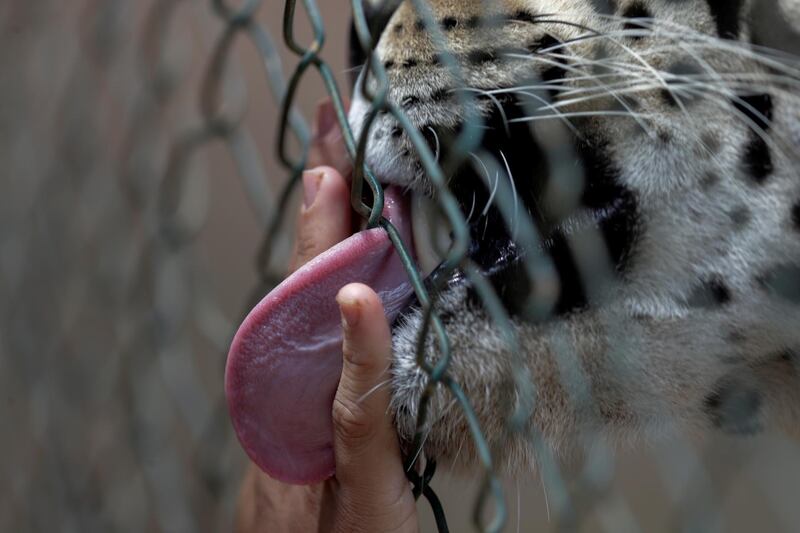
[[225, 187, 415, 484]]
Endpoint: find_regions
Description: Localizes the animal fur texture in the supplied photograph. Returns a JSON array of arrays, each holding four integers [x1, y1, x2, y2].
[[347, 0, 800, 473]]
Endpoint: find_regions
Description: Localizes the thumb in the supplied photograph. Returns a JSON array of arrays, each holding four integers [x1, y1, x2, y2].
[[290, 167, 351, 273], [331, 284, 416, 523]]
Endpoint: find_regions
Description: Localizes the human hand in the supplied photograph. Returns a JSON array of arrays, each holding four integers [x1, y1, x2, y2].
[[234, 100, 418, 533]]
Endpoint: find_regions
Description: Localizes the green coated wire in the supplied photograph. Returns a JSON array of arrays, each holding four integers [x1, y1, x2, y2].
[[346, 3, 511, 530], [169, 1, 517, 530], [266, 1, 593, 531], [171, 0, 788, 529]]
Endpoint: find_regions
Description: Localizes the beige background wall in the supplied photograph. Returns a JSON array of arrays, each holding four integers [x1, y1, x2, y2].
[[2, 1, 799, 531]]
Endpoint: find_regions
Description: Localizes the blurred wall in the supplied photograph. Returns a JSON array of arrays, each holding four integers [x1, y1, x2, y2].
[[1, 1, 799, 532]]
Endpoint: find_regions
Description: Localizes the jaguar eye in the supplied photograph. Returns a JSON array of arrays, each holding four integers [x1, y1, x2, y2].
[[347, 0, 404, 87]]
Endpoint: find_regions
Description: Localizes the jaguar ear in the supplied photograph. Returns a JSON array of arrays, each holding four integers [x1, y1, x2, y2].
[[347, 0, 403, 88]]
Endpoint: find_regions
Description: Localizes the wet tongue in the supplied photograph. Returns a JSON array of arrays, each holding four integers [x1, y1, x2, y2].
[[225, 186, 415, 484]]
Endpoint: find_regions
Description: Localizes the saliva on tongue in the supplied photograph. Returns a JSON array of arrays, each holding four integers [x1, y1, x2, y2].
[[225, 186, 415, 484]]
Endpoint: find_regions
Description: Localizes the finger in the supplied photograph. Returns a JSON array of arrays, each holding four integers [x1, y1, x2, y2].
[[308, 98, 351, 177], [290, 166, 351, 272], [234, 464, 322, 533], [334, 283, 398, 468], [331, 284, 416, 529]]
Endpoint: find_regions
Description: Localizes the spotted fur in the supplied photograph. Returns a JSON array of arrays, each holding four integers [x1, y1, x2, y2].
[[347, 0, 800, 472]]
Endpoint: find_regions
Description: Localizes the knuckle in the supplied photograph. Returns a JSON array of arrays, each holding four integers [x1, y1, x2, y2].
[[341, 342, 373, 370], [335, 484, 418, 533], [294, 229, 317, 262], [383, 498, 418, 533], [332, 395, 376, 445]]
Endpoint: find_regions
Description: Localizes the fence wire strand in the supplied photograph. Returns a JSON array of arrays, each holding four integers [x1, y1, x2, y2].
[[4, 0, 800, 532]]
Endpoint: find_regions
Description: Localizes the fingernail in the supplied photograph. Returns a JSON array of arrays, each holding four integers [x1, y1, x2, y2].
[[302, 170, 324, 209], [337, 293, 361, 329], [314, 99, 338, 138]]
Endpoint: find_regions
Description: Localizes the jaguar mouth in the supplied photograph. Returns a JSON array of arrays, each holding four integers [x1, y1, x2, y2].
[[224, 185, 417, 484], [224, 94, 554, 485], [402, 91, 551, 315]]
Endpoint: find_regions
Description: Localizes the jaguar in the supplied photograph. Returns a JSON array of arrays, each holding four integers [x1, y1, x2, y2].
[[345, 0, 800, 471]]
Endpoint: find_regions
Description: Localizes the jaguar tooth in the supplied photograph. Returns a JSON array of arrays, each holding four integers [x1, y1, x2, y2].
[[411, 192, 453, 276]]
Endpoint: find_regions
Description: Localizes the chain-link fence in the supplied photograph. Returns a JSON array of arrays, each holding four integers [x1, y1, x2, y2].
[[3, 1, 800, 532]]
